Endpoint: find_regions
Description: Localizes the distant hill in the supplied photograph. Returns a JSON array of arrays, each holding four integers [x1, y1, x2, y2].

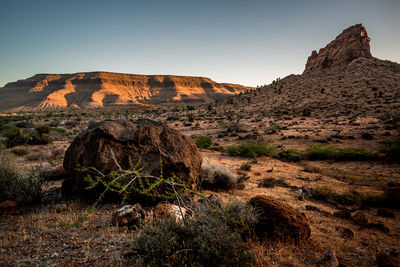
[[222, 24, 400, 119], [0, 72, 251, 110]]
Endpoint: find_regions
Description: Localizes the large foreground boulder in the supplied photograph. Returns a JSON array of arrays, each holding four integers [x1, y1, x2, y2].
[[248, 195, 311, 243], [62, 119, 202, 201]]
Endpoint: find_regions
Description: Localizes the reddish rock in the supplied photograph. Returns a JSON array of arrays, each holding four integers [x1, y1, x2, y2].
[[152, 203, 187, 222], [321, 250, 339, 267], [352, 211, 369, 227], [304, 24, 372, 73], [62, 119, 202, 202], [0, 200, 17, 215], [112, 204, 147, 228], [248, 195, 311, 243]]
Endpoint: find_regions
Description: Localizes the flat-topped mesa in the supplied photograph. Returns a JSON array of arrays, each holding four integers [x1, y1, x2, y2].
[[0, 72, 251, 110], [304, 24, 372, 73]]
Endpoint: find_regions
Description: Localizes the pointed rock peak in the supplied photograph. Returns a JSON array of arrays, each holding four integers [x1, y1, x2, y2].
[[304, 24, 372, 73]]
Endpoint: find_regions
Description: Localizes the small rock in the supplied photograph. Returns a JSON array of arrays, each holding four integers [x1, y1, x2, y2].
[[0, 200, 17, 215], [336, 226, 354, 239], [54, 203, 68, 213], [152, 203, 187, 222], [333, 209, 352, 219], [111, 204, 147, 228], [352, 211, 369, 227], [321, 250, 339, 267]]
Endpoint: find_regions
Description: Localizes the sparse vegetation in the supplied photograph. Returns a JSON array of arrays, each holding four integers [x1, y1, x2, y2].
[[200, 162, 239, 190], [387, 137, 400, 161], [309, 186, 384, 207], [279, 149, 305, 162], [127, 201, 255, 266], [0, 149, 47, 205], [227, 141, 279, 158], [306, 144, 376, 161], [192, 135, 212, 149], [258, 177, 289, 188]]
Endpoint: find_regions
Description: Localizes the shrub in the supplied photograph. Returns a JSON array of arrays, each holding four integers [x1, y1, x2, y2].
[[258, 177, 289, 188], [0, 149, 47, 205], [200, 162, 239, 190], [35, 124, 51, 135], [309, 186, 384, 207], [192, 135, 212, 149], [279, 149, 305, 162], [306, 144, 375, 161], [306, 144, 337, 160], [4, 127, 30, 148], [227, 141, 278, 158], [127, 201, 255, 266], [387, 137, 400, 161]]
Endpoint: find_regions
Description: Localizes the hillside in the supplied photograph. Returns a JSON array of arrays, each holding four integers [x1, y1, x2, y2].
[[222, 24, 400, 120], [0, 72, 251, 110]]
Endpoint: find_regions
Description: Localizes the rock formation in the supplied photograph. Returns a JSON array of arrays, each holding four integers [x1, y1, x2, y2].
[[304, 24, 372, 73], [62, 119, 202, 202], [0, 72, 251, 111], [248, 195, 311, 243]]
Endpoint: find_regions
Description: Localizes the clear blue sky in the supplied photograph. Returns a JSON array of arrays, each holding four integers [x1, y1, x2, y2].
[[0, 0, 399, 87]]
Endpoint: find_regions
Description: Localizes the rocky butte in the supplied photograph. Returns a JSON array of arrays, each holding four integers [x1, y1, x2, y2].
[[0, 72, 251, 110], [304, 24, 372, 73]]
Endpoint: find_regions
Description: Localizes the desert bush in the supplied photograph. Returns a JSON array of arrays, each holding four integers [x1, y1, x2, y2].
[[28, 124, 52, 145], [4, 127, 30, 148], [200, 162, 239, 190], [279, 149, 305, 162], [307, 144, 375, 161], [227, 141, 278, 158], [0, 149, 47, 205], [387, 137, 400, 161], [192, 135, 212, 149], [265, 124, 281, 135], [35, 124, 51, 135], [258, 177, 289, 188], [309, 186, 384, 207], [127, 201, 255, 266]]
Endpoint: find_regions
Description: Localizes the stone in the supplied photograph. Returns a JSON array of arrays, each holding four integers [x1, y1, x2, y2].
[[333, 209, 352, 219], [248, 195, 311, 243], [321, 250, 339, 267], [352, 211, 369, 227], [111, 204, 147, 228], [336, 226, 354, 239], [0, 200, 17, 215], [62, 119, 202, 202], [152, 203, 187, 222], [304, 24, 372, 73]]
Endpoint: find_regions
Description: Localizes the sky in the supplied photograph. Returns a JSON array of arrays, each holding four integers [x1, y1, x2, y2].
[[0, 0, 399, 87]]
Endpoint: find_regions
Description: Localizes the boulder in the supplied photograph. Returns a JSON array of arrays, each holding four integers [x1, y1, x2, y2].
[[0, 200, 17, 215], [112, 204, 147, 228], [152, 203, 187, 222], [62, 119, 202, 202], [304, 24, 372, 73], [248, 195, 311, 243]]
